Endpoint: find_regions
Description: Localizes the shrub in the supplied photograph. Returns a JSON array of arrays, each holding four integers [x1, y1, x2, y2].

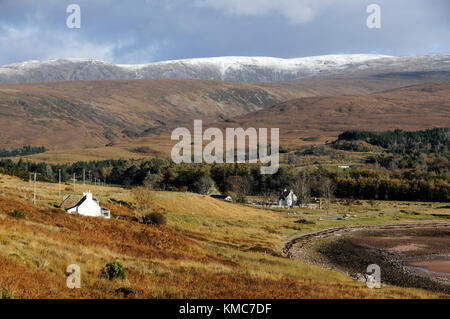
[[142, 212, 167, 225], [193, 176, 216, 195], [102, 260, 127, 280], [235, 193, 247, 204], [132, 146, 152, 154], [10, 209, 26, 219], [131, 187, 153, 214], [294, 218, 315, 225], [1, 288, 12, 299], [343, 198, 354, 206]]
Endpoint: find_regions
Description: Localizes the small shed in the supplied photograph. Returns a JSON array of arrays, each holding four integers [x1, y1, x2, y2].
[[210, 194, 233, 202]]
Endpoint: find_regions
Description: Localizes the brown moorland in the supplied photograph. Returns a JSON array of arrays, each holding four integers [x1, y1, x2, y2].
[[15, 82, 450, 164], [114, 81, 450, 160], [212, 82, 450, 149], [0, 73, 448, 153]]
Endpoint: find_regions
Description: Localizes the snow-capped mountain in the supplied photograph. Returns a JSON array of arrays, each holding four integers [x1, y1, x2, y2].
[[119, 54, 391, 82], [0, 59, 131, 83], [0, 54, 449, 83]]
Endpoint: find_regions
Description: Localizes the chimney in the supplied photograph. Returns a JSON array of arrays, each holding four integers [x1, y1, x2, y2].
[[83, 192, 93, 200]]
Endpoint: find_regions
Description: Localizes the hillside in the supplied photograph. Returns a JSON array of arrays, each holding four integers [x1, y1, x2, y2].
[[0, 79, 297, 150], [104, 82, 450, 162], [215, 82, 450, 148], [2, 74, 448, 153], [0, 174, 448, 298]]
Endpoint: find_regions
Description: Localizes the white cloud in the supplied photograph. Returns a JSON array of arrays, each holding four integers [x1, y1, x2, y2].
[[115, 41, 167, 64], [0, 24, 117, 64], [0, 24, 162, 65], [193, 0, 337, 24], [46, 38, 116, 62]]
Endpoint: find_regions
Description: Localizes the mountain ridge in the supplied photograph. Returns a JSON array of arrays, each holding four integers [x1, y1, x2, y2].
[[1, 53, 449, 83]]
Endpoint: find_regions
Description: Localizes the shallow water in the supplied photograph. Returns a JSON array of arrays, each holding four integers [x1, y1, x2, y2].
[[408, 265, 450, 277], [407, 260, 450, 277]]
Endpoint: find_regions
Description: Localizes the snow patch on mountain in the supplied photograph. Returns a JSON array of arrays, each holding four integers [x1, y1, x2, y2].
[[1, 54, 449, 83], [1, 54, 386, 75], [118, 54, 391, 78], [0, 58, 115, 75]]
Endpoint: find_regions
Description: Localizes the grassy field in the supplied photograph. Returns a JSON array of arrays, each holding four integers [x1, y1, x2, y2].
[[0, 173, 448, 299]]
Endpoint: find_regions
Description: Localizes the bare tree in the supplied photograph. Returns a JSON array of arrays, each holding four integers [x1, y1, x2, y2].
[[193, 176, 216, 195], [261, 186, 276, 207], [320, 178, 335, 216], [226, 175, 252, 203], [132, 187, 154, 216], [291, 170, 311, 207], [45, 164, 55, 179], [143, 171, 162, 190]]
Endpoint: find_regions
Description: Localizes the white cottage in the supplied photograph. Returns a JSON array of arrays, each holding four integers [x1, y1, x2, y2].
[[66, 192, 111, 219], [278, 189, 297, 208]]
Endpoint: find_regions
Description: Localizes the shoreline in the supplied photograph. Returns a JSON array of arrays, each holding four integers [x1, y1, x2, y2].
[[284, 222, 450, 294]]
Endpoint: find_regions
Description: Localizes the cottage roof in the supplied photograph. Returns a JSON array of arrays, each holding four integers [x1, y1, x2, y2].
[[60, 195, 78, 210], [278, 189, 291, 200]]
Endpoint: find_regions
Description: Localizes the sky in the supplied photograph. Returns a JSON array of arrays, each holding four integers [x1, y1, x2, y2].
[[0, 0, 448, 65]]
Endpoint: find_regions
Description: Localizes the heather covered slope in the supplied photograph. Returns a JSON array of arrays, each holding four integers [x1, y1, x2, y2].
[[0, 78, 289, 150]]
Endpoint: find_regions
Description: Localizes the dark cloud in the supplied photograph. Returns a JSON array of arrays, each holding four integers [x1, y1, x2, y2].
[[0, 0, 448, 65]]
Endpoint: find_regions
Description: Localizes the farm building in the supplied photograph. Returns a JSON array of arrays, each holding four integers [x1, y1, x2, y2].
[[278, 189, 297, 208], [66, 192, 111, 219], [210, 194, 233, 202]]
